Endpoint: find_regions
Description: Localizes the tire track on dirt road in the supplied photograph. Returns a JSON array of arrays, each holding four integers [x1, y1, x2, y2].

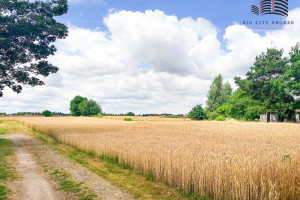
[[0, 134, 63, 200], [0, 134, 134, 200]]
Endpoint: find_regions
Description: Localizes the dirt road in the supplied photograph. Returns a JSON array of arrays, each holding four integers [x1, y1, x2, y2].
[[0, 134, 134, 200], [0, 134, 65, 200]]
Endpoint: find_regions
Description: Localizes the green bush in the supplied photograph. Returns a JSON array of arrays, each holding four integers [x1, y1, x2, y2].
[[124, 118, 133, 121], [189, 104, 207, 120], [216, 104, 228, 115], [244, 106, 265, 121], [216, 116, 226, 121], [207, 112, 219, 120], [92, 115, 104, 118], [216, 89, 266, 120], [42, 110, 53, 117]]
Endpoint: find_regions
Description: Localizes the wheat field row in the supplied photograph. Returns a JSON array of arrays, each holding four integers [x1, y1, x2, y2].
[[3, 116, 299, 199]]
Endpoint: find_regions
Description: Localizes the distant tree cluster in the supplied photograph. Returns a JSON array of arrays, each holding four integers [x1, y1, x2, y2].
[[12, 112, 42, 116], [113, 112, 136, 116], [8, 111, 69, 116], [42, 110, 52, 117], [51, 112, 70, 116], [126, 112, 135, 116], [70, 96, 102, 116], [189, 43, 300, 122]]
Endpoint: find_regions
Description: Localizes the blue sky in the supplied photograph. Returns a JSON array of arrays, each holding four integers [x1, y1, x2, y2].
[[1, 0, 300, 114], [61, 0, 299, 33]]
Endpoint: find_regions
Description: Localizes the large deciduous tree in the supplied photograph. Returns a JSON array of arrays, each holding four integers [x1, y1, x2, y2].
[[70, 96, 87, 116], [78, 100, 102, 116], [0, 0, 68, 96], [206, 74, 232, 112], [234, 48, 293, 122], [42, 110, 52, 117]]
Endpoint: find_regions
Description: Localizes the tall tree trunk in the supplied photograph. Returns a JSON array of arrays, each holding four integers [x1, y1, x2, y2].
[[267, 112, 271, 122]]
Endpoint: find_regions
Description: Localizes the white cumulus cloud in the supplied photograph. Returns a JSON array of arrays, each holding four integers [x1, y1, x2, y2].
[[0, 9, 300, 114]]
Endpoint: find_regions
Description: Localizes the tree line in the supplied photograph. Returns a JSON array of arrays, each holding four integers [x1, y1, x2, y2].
[[190, 44, 300, 122]]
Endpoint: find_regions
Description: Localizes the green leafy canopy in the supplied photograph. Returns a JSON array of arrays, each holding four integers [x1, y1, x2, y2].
[[0, 0, 68, 96], [42, 110, 52, 117], [70, 96, 87, 116], [189, 104, 206, 120], [206, 74, 232, 112], [234, 48, 294, 116], [78, 100, 102, 116], [286, 43, 300, 96]]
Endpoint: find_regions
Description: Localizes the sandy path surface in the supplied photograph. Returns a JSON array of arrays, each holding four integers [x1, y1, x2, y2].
[[0, 134, 62, 200], [0, 134, 134, 200]]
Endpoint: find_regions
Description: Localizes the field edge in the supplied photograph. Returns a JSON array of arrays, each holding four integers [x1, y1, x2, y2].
[[25, 123, 209, 200]]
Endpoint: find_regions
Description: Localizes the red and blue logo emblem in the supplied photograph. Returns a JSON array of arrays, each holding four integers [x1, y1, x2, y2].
[[251, 0, 288, 16]]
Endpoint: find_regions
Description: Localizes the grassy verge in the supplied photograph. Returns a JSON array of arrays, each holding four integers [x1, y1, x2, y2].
[[50, 168, 97, 200], [0, 121, 7, 135], [0, 120, 28, 135], [30, 129, 207, 199], [0, 139, 14, 200]]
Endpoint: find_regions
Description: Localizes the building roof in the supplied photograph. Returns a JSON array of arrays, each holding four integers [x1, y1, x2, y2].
[[295, 109, 300, 113]]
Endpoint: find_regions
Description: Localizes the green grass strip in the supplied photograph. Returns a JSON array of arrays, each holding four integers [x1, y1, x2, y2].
[[0, 138, 14, 199], [50, 168, 97, 200]]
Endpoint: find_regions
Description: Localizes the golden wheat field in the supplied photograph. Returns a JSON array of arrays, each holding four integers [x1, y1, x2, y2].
[[2, 116, 300, 199]]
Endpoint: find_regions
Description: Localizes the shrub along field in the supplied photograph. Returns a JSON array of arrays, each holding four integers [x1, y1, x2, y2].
[[1, 116, 299, 200]]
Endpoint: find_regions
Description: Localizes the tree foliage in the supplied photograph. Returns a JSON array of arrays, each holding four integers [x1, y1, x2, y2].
[[234, 48, 294, 122], [223, 82, 233, 102], [285, 43, 300, 97], [78, 100, 102, 116], [205, 111, 219, 120], [42, 110, 52, 117], [217, 89, 265, 120], [70, 96, 87, 116], [189, 104, 206, 120], [126, 112, 135, 116], [0, 0, 68, 96], [206, 74, 232, 112]]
